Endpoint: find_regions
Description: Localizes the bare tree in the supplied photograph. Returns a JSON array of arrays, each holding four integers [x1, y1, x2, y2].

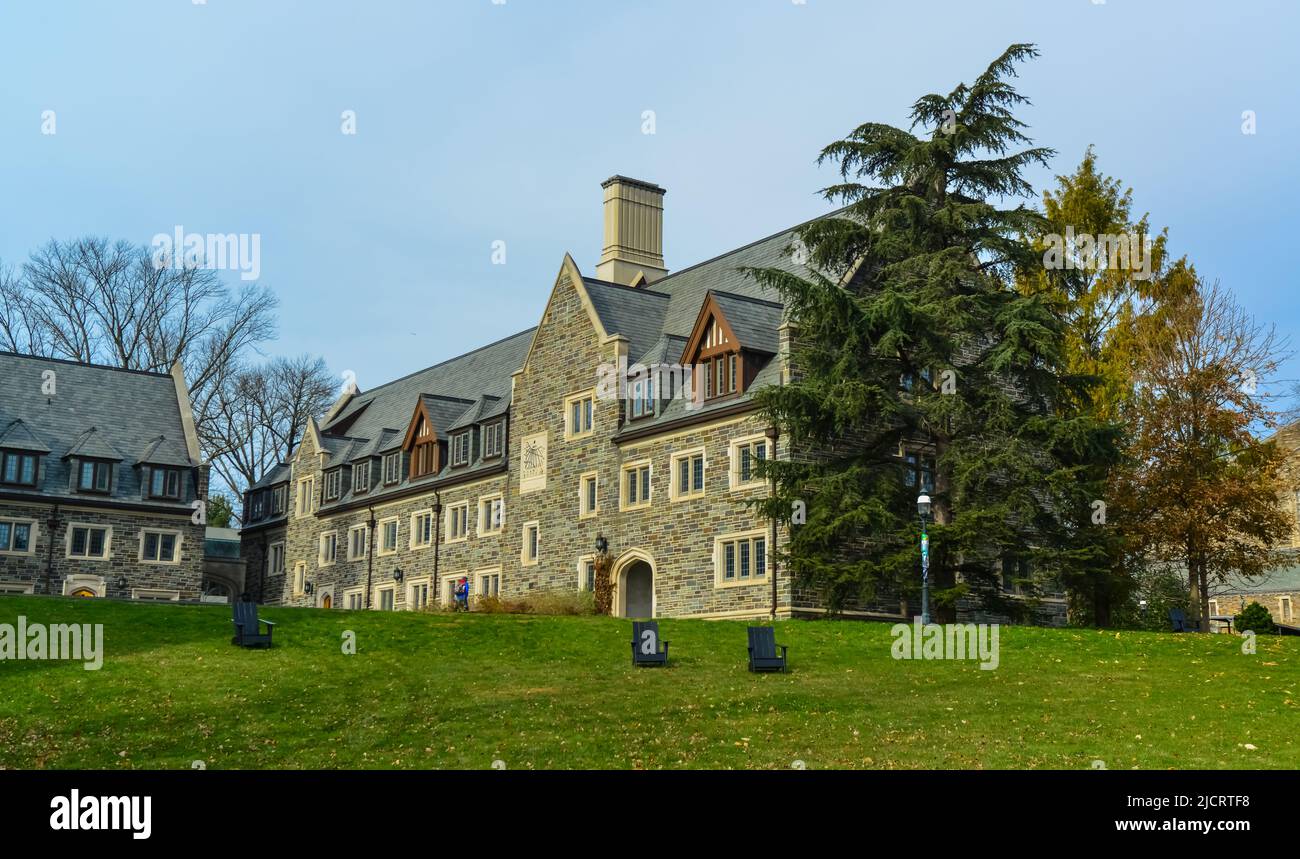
[[202, 355, 337, 515]]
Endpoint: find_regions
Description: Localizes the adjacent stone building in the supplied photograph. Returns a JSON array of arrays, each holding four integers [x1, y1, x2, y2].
[[0, 354, 208, 600], [241, 176, 1058, 622]]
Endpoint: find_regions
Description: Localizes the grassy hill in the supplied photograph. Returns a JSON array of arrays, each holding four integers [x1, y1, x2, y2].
[[0, 594, 1296, 769]]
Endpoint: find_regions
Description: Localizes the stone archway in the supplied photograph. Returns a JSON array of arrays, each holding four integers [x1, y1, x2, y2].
[[612, 550, 655, 618]]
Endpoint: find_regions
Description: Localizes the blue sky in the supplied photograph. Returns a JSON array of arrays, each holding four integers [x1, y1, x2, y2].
[[2, 0, 1297, 392]]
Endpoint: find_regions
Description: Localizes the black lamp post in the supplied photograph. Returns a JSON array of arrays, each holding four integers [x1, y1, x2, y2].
[[917, 493, 931, 625], [393, 567, 404, 584], [595, 535, 608, 555]]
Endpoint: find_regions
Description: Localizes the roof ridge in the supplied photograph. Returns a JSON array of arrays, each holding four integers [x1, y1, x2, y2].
[[345, 327, 536, 403], [583, 278, 671, 299], [709, 289, 785, 309], [650, 205, 844, 288], [0, 350, 173, 379]]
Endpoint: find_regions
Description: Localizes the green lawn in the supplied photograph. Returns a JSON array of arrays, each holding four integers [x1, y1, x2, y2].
[[0, 594, 1296, 769]]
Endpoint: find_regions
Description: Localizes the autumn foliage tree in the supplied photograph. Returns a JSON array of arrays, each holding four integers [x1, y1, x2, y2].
[[1112, 279, 1290, 630]]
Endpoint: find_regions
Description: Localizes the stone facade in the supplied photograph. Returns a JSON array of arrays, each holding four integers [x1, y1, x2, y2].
[[0, 501, 204, 599]]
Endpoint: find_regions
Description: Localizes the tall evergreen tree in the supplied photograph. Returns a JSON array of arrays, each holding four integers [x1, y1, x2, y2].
[[1015, 148, 1194, 624], [747, 45, 1120, 617]]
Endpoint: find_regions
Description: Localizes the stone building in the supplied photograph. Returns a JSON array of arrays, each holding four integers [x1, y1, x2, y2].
[[0, 353, 208, 600], [241, 176, 1054, 622]]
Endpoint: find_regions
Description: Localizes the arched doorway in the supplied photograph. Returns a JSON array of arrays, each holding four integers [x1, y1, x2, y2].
[[321, 593, 333, 609], [613, 551, 655, 618], [69, 587, 97, 598]]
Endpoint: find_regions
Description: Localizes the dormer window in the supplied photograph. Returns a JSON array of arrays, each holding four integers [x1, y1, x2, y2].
[[383, 452, 402, 485], [1, 450, 38, 487], [483, 422, 505, 459], [148, 466, 182, 499], [405, 408, 439, 479], [324, 469, 342, 501], [353, 461, 371, 494], [629, 376, 655, 420], [77, 460, 112, 494], [680, 292, 777, 405], [271, 485, 287, 514], [451, 431, 471, 467], [249, 491, 266, 521]]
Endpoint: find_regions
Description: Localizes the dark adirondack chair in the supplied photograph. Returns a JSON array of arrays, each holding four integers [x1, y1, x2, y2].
[[1169, 608, 1198, 633], [747, 626, 788, 673], [631, 621, 668, 667], [232, 599, 275, 648]]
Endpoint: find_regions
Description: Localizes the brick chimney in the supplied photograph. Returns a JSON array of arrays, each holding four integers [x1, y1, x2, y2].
[[595, 176, 668, 285]]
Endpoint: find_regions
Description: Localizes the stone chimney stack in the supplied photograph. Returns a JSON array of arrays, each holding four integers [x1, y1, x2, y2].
[[595, 176, 668, 286]]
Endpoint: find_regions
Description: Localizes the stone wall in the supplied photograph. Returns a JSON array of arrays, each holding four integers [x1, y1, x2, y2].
[[0, 500, 204, 599]]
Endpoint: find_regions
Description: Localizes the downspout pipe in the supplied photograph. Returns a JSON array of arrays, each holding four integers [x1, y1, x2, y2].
[[766, 426, 780, 621], [44, 504, 61, 596], [433, 493, 443, 601]]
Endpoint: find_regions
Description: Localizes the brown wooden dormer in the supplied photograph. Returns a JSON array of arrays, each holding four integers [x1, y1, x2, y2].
[[680, 292, 762, 403], [402, 401, 440, 480]]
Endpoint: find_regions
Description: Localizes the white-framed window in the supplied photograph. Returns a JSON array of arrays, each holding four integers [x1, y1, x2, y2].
[[446, 501, 471, 542], [377, 517, 399, 556], [451, 431, 472, 467], [522, 521, 540, 566], [407, 576, 432, 611], [0, 581, 34, 595], [347, 524, 369, 561], [343, 586, 365, 610], [296, 476, 316, 518], [729, 435, 768, 490], [319, 531, 338, 566], [0, 519, 36, 555], [268, 541, 285, 576], [478, 493, 504, 535], [373, 585, 396, 611], [483, 421, 505, 459], [324, 469, 342, 501], [579, 471, 599, 518], [1282, 596, 1294, 624], [670, 447, 706, 501], [714, 529, 768, 588], [293, 562, 307, 596], [410, 510, 434, 549], [383, 452, 402, 485], [67, 524, 112, 560], [271, 484, 287, 515], [353, 461, 371, 494], [577, 554, 596, 592], [620, 460, 652, 510], [628, 375, 655, 419], [138, 529, 181, 564], [564, 390, 595, 440], [477, 569, 501, 598], [1209, 600, 1220, 617]]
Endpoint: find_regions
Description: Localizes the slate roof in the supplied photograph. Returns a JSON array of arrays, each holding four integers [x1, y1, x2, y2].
[[0, 352, 197, 507], [0, 419, 50, 453], [1216, 562, 1300, 595], [243, 211, 830, 517]]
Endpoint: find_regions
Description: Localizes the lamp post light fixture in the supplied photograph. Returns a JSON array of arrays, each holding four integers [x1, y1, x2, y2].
[[917, 494, 931, 625], [393, 567, 404, 584], [595, 535, 608, 555], [115, 575, 128, 592], [304, 580, 315, 596]]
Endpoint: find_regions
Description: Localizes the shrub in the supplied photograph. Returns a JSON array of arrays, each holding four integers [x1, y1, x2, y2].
[[1234, 601, 1274, 635], [471, 590, 595, 616]]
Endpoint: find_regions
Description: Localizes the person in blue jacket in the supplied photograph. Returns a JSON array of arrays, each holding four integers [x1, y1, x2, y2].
[[454, 577, 470, 612]]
